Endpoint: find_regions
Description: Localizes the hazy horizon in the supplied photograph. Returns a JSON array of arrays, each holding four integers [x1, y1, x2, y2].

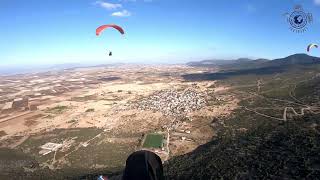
[[1, 52, 318, 76]]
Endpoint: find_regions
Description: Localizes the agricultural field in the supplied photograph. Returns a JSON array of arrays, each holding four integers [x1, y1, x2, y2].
[[0, 65, 234, 178], [143, 134, 164, 148]]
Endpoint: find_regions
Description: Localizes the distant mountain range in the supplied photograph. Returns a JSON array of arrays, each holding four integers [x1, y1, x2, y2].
[[187, 54, 320, 70], [1, 54, 319, 76], [187, 58, 265, 66]]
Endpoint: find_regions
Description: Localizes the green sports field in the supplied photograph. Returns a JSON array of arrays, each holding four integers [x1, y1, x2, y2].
[[143, 133, 164, 148]]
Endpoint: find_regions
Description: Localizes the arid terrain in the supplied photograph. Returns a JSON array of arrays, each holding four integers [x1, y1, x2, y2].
[[0, 65, 237, 177], [1, 54, 320, 179]]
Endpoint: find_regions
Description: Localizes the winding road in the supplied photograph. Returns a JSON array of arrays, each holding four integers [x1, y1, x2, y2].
[[242, 76, 320, 122]]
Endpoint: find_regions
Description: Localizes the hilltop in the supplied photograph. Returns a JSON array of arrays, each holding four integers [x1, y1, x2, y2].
[[187, 54, 320, 71]]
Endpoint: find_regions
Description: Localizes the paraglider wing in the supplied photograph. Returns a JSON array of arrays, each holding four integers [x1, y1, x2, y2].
[[307, 43, 318, 52], [96, 24, 125, 36]]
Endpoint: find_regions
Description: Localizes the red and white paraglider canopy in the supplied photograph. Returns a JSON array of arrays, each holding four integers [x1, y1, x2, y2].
[[96, 24, 125, 36]]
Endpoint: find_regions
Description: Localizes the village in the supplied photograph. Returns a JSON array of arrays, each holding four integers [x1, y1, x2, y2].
[[0, 65, 237, 170]]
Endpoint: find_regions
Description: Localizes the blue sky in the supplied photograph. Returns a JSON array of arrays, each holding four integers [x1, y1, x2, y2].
[[1, 0, 320, 66]]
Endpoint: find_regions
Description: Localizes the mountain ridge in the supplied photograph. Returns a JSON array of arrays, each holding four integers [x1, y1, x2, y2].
[[187, 54, 320, 70]]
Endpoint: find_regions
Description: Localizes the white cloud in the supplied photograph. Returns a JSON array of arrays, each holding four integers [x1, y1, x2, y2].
[[111, 10, 131, 17], [315, 0, 320, 5], [95, 1, 122, 10]]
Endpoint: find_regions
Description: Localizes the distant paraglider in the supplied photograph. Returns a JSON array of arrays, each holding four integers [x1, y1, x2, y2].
[[96, 24, 125, 56], [96, 24, 125, 36], [307, 43, 318, 52]]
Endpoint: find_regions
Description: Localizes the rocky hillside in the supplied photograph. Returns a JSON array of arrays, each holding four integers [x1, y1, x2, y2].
[[164, 114, 320, 179]]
